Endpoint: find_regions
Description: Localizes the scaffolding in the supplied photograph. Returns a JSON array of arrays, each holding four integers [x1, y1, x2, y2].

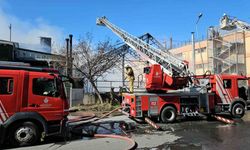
[[207, 27, 246, 74]]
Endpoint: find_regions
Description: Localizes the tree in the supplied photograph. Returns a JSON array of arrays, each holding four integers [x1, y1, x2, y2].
[[73, 33, 121, 104]]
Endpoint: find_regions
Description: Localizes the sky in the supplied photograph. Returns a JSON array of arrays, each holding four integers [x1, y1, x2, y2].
[[0, 0, 250, 51]]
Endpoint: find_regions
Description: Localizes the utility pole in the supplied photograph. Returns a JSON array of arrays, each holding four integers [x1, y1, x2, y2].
[[122, 54, 125, 86], [195, 13, 205, 73], [69, 34, 73, 77], [191, 32, 195, 73], [169, 36, 173, 49], [65, 38, 69, 76], [9, 24, 12, 42]]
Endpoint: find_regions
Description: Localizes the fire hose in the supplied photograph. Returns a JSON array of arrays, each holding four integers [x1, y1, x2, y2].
[[67, 107, 122, 125], [94, 134, 137, 150]]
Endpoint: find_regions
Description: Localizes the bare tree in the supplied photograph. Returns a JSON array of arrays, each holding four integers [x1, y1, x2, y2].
[[52, 46, 68, 74], [73, 33, 121, 104]]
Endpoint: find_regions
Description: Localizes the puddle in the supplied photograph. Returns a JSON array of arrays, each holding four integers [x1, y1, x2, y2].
[[165, 143, 202, 150], [70, 121, 135, 139], [137, 142, 202, 150], [161, 120, 250, 150]]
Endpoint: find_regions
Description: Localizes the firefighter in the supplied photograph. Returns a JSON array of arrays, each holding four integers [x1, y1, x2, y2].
[[125, 65, 135, 93], [220, 13, 230, 29]]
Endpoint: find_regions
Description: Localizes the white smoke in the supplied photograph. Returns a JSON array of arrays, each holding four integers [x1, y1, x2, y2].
[[0, 1, 64, 52]]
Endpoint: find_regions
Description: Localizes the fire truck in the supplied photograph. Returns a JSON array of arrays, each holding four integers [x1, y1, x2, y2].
[[0, 62, 69, 146], [97, 17, 250, 123]]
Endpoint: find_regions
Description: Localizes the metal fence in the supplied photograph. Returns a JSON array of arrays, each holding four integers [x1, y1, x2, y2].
[[68, 79, 145, 106], [92, 80, 145, 93]]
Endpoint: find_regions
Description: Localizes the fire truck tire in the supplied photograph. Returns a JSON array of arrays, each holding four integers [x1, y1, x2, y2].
[[9, 121, 41, 147], [231, 103, 245, 118], [161, 106, 177, 123]]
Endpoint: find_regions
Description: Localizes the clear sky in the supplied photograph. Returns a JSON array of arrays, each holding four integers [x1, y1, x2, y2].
[[0, 0, 250, 48]]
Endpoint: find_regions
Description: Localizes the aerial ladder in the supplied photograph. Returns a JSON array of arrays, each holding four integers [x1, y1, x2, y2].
[[220, 14, 250, 31], [97, 16, 190, 90]]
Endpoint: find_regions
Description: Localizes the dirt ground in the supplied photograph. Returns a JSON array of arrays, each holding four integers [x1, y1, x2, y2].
[[69, 103, 122, 117]]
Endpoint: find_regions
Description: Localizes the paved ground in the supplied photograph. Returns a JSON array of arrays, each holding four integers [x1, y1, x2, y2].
[[7, 111, 250, 150], [138, 111, 250, 150]]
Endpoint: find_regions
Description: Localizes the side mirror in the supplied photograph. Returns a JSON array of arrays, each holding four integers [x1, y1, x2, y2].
[[7, 79, 13, 94], [54, 91, 60, 97], [68, 77, 74, 84], [60, 75, 74, 84], [144, 67, 150, 74]]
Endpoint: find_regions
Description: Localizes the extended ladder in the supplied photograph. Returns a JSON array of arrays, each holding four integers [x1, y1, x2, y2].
[[97, 16, 189, 77]]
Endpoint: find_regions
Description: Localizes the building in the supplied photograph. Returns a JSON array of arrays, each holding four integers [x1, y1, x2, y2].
[[0, 39, 66, 70], [169, 27, 250, 76]]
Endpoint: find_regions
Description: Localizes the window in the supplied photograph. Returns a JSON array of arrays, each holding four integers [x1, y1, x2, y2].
[[144, 67, 150, 74], [196, 64, 203, 69], [223, 79, 231, 89], [238, 79, 248, 100], [238, 79, 247, 88], [32, 78, 59, 97], [195, 47, 206, 53], [0, 77, 13, 95]]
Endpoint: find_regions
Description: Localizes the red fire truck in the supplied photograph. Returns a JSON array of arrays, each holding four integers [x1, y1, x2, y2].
[[0, 64, 69, 146], [122, 64, 250, 123], [96, 17, 250, 123]]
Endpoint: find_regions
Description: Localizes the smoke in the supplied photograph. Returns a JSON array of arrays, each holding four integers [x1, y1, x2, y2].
[[0, 1, 64, 52]]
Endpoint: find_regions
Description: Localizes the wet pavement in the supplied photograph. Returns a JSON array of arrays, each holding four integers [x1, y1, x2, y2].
[[7, 112, 250, 150], [136, 112, 250, 150]]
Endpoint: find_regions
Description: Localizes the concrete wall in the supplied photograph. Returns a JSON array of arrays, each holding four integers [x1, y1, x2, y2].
[[70, 88, 99, 106], [169, 40, 208, 75], [245, 32, 250, 76], [70, 88, 84, 107]]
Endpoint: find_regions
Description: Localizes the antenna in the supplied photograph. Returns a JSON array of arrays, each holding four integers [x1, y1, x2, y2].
[[9, 24, 12, 42]]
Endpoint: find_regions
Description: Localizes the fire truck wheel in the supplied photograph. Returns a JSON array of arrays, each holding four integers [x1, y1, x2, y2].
[[161, 106, 177, 123], [231, 103, 245, 118], [9, 121, 41, 147]]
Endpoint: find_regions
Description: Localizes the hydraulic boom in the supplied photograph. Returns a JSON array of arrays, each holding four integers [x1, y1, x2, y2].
[[97, 16, 189, 77]]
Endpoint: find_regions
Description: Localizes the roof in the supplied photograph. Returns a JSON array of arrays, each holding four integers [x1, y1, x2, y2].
[[0, 39, 63, 57], [0, 65, 59, 73]]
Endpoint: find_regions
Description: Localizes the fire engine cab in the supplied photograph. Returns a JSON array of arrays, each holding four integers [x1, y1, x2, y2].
[[0, 64, 69, 146]]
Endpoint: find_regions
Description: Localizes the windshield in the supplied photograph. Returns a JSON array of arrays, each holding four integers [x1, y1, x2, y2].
[[238, 79, 248, 100], [33, 78, 59, 97]]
